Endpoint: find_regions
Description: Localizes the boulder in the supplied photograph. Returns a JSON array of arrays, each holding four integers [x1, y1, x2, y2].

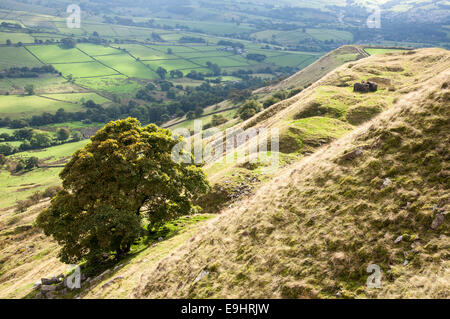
[[354, 81, 378, 93], [431, 213, 445, 229], [41, 284, 57, 293], [340, 147, 363, 161], [41, 277, 58, 285], [33, 280, 42, 290]]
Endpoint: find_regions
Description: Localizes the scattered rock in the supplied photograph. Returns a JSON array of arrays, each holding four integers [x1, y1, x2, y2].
[[403, 260, 409, 266], [33, 280, 42, 290], [402, 202, 411, 210], [41, 277, 59, 285], [394, 235, 403, 244], [340, 147, 363, 161], [46, 291, 57, 299], [382, 178, 392, 188], [100, 269, 111, 278], [101, 276, 124, 289], [55, 282, 64, 290], [158, 237, 163, 242], [194, 269, 210, 283], [354, 81, 378, 93], [41, 284, 57, 293], [431, 213, 445, 229]]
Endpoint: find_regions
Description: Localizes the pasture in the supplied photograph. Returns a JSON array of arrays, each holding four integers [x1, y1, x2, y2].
[[74, 75, 141, 94], [0, 75, 79, 94], [0, 95, 83, 119], [95, 54, 159, 79], [0, 31, 34, 44], [40, 92, 109, 105], [0, 167, 61, 209], [0, 47, 41, 70], [27, 45, 93, 63], [53, 61, 119, 78]]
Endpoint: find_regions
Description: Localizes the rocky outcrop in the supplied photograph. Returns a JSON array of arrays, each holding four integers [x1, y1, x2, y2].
[[353, 81, 378, 93]]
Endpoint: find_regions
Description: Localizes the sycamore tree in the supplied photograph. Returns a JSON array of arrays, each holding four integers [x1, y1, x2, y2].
[[37, 118, 209, 264]]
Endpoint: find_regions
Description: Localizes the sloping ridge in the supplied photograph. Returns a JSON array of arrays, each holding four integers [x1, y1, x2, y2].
[[135, 52, 449, 298], [256, 45, 367, 94]]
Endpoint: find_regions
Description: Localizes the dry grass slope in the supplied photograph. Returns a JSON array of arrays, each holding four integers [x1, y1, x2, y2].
[[135, 49, 449, 299]]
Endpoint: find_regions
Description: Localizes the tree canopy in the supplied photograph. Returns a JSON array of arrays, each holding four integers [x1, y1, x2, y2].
[[37, 118, 209, 263], [237, 99, 262, 120]]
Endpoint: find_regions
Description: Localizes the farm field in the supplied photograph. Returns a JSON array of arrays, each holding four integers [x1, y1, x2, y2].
[[76, 43, 122, 56], [40, 92, 109, 105], [27, 45, 93, 63], [74, 75, 141, 94], [0, 47, 41, 69], [0, 31, 34, 43], [0, 95, 83, 119], [11, 139, 89, 163], [41, 121, 105, 131], [0, 167, 61, 209], [94, 54, 159, 79], [52, 61, 119, 78], [0, 74, 79, 94]]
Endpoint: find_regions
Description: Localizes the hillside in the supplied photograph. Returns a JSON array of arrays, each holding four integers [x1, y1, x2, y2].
[[0, 48, 448, 299], [133, 49, 449, 299], [256, 45, 368, 94]]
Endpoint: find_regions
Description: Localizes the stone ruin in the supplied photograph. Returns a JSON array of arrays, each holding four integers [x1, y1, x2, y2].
[[353, 81, 378, 93]]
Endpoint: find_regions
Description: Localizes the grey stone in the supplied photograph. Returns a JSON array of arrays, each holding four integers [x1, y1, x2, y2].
[[41, 277, 58, 285], [41, 284, 57, 292], [431, 213, 445, 229], [394, 235, 403, 244], [100, 269, 111, 278], [382, 178, 392, 188], [194, 269, 210, 283], [33, 280, 42, 290], [55, 282, 64, 290]]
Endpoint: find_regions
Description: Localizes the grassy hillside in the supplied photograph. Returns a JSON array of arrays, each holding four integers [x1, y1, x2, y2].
[[0, 48, 448, 299], [132, 48, 449, 298], [256, 45, 368, 94]]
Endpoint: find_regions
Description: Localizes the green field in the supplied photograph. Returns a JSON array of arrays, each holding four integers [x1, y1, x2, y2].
[[115, 44, 174, 60], [40, 92, 109, 104], [27, 45, 93, 63], [0, 47, 41, 69], [77, 43, 122, 56], [0, 167, 61, 208], [74, 75, 141, 94], [95, 54, 159, 79], [53, 61, 119, 78], [0, 74, 78, 94], [0, 95, 83, 119], [0, 31, 34, 44], [11, 139, 89, 162], [145, 59, 201, 72]]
